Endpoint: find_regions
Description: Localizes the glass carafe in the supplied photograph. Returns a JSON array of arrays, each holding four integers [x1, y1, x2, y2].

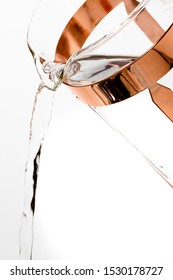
[[28, 0, 173, 187]]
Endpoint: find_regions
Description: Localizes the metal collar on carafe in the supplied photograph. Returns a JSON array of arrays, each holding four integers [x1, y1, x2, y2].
[[56, 0, 173, 122]]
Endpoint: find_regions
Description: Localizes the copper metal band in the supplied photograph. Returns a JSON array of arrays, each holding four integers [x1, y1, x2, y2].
[[55, 0, 173, 121]]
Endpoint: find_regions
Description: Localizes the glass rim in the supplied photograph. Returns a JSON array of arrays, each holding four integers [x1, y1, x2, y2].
[[56, 0, 152, 63], [28, 0, 173, 92]]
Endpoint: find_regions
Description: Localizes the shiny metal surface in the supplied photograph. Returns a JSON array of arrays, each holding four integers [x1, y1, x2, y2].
[[55, 0, 173, 121]]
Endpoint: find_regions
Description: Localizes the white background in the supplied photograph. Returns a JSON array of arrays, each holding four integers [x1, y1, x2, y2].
[[0, 0, 173, 261]]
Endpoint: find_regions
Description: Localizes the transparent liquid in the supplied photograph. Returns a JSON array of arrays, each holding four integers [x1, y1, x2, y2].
[[64, 55, 136, 86], [19, 86, 55, 259], [20, 18, 173, 258]]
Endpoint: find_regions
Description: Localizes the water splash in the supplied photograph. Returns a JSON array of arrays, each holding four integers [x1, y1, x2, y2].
[[34, 55, 65, 90]]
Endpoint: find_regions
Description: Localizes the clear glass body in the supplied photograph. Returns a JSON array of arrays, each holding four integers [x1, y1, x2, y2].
[[28, 0, 173, 186]]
